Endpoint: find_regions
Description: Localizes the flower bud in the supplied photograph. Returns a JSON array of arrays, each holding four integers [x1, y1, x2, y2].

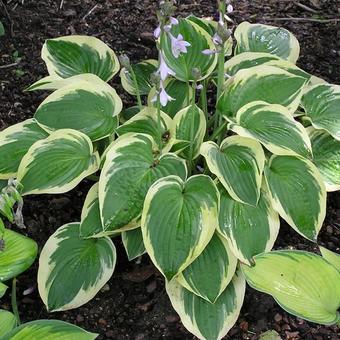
[[119, 54, 131, 69], [160, 0, 176, 17], [217, 24, 232, 43], [150, 71, 161, 89]]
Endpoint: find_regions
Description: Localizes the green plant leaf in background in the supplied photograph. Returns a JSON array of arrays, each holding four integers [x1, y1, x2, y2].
[[201, 136, 265, 206], [42, 35, 119, 81], [0, 21, 5, 37], [308, 127, 340, 191], [230, 101, 312, 158], [259, 330, 281, 340], [301, 84, 340, 141], [80, 183, 103, 238], [0, 119, 48, 179], [177, 232, 237, 303], [319, 246, 340, 272], [116, 107, 173, 152], [167, 271, 246, 340], [99, 133, 187, 233], [264, 155, 326, 241], [218, 185, 280, 265], [122, 227, 146, 261], [160, 18, 217, 82], [225, 52, 310, 81], [0, 310, 17, 337], [234, 22, 300, 63], [242, 250, 340, 325], [171, 104, 206, 160], [34, 77, 122, 141], [1, 319, 98, 340], [120, 59, 158, 95], [17, 129, 99, 195], [0, 229, 38, 282], [217, 65, 307, 119], [38, 223, 116, 312], [0, 282, 8, 298], [148, 79, 193, 118], [142, 175, 219, 281]]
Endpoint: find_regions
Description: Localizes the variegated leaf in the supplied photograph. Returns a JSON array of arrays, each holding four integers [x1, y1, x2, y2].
[[218, 185, 280, 265], [17, 129, 99, 195], [34, 77, 122, 141], [0, 229, 37, 282], [1, 320, 98, 340], [142, 175, 219, 281], [308, 127, 340, 191], [234, 22, 300, 63], [148, 79, 193, 118], [42, 35, 119, 81], [166, 271, 246, 340], [242, 250, 340, 325], [99, 133, 187, 233], [0, 119, 48, 179], [217, 65, 308, 119], [177, 232, 237, 303], [116, 107, 173, 152], [120, 59, 158, 95], [264, 155, 326, 241], [160, 18, 217, 81], [301, 84, 340, 141], [230, 101, 312, 158], [38, 223, 116, 312], [80, 183, 103, 238], [201, 136, 265, 206], [122, 227, 146, 261], [171, 104, 206, 160]]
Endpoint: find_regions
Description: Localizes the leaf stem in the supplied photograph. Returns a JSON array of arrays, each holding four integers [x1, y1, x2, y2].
[[156, 94, 163, 154], [210, 121, 227, 141], [11, 278, 20, 326], [130, 66, 143, 110], [188, 81, 197, 175]]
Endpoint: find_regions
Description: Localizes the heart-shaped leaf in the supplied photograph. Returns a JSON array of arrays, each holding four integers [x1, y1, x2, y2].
[[177, 232, 237, 303], [34, 77, 122, 141], [218, 185, 280, 265], [0, 119, 48, 179], [17, 129, 99, 195], [234, 22, 300, 63], [38, 223, 116, 312], [230, 101, 312, 158], [201, 136, 265, 206], [42, 35, 119, 81], [167, 271, 246, 340], [142, 175, 219, 281], [99, 133, 187, 232], [264, 155, 326, 241]]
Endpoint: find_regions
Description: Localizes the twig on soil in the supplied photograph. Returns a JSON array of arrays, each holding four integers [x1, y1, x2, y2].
[[263, 17, 340, 23], [294, 1, 319, 14], [0, 0, 14, 36], [60, 0, 64, 10], [82, 4, 99, 21], [0, 62, 18, 69]]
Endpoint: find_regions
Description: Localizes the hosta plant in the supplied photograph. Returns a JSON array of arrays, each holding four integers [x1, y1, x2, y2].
[[1, 0, 340, 338]]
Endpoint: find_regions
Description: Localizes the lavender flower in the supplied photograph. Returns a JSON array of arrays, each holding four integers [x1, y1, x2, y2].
[[212, 33, 223, 46], [169, 33, 191, 58], [159, 84, 175, 106], [151, 82, 175, 107], [159, 52, 175, 80], [170, 17, 179, 25], [154, 25, 161, 39], [202, 49, 217, 55]]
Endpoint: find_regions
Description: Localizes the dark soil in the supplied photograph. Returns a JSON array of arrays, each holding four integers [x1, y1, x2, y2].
[[1, 0, 340, 339]]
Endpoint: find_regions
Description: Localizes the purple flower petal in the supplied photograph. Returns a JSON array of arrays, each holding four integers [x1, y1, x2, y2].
[[154, 25, 161, 39]]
